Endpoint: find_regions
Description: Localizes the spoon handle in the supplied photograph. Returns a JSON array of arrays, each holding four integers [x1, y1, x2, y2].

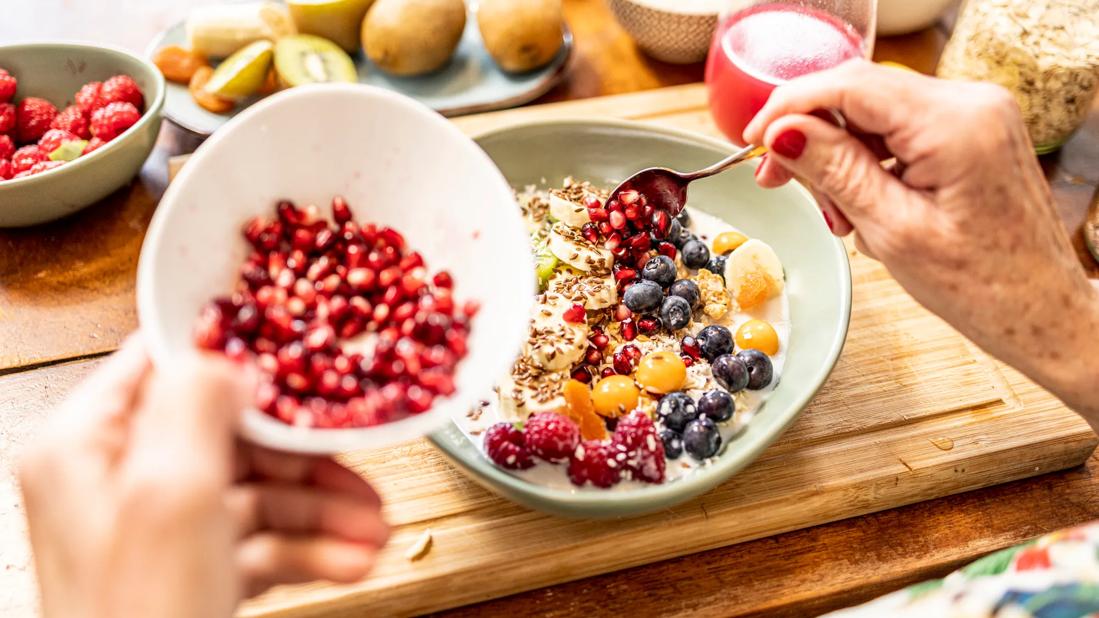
[[682, 144, 768, 181]]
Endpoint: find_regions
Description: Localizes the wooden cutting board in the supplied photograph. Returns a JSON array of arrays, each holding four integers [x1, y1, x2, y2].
[[150, 84, 1099, 616]]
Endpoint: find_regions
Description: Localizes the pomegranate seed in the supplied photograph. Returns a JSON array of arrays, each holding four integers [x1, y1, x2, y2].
[[619, 189, 639, 205], [256, 382, 279, 412], [347, 267, 376, 291], [254, 337, 277, 354], [276, 200, 302, 226], [621, 319, 637, 341], [597, 221, 613, 236], [591, 332, 610, 350], [585, 348, 602, 365], [623, 344, 642, 361], [657, 242, 677, 259], [588, 206, 609, 222], [571, 366, 593, 383], [581, 222, 600, 243], [650, 211, 670, 239], [339, 317, 367, 338], [611, 245, 630, 260], [285, 372, 310, 392], [433, 291, 455, 315], [304, 325, 335, 352], [681, 354, 694, 367], [624, 203, 641, 221], [600, 367, 616, 378], [627, 233, 651, 253], [445, 329, 468, 356], [401, 270, 426, 296], [233, 303, 260, 334], [341, 221, 362, 244], [614, 304, 633, 321], [609, 210, 627, 230], [345, 243, 367, 268], [399, 252, 424, 271], [406, 385, 433, 413], [314, 229, 336, 252], [433, 271, 453, 289], [373, 303, 391, 324], [332, 196, 352, 224], [642, 204, 654, 220], [241, 262, 270, 288], [681, 336, 701, 359], [292, 227, 316, 251], [606, 199, 623, 213], [318, 370, 342, 397], [393, 301, 416, 322], [287, 249, 308, 275], [612, 352, 633, 375], [378, 266, 401, 288], [286, 297, 307, 316], [462, 300, 480, 318], [275, 395, 300, 423], [379, 227, 405, 251], [339, 375, 362, 399], [637, 317, 659, 335], [562, 303, 586, 324]]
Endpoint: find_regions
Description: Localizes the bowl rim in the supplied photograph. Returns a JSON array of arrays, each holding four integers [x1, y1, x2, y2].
[[0, 41, 166, 188], [429, 117, 852, 512], [136, 82, 535, 455]]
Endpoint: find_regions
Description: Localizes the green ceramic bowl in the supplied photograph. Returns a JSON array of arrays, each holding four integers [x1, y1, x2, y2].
[[0, 42, 165, 227], [429, 119, 852, 519]]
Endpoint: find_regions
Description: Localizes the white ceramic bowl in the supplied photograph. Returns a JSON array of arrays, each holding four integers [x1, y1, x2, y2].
[[877, 0, 953, 35], [607, 0, 719, 64], [137, 84, 535, 454]]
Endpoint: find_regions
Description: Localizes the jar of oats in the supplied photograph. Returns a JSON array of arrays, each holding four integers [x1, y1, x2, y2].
[[937, 0, 1099, 153]]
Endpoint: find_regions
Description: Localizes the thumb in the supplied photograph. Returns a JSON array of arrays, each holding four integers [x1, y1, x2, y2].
[[761, 114, 909, 227]]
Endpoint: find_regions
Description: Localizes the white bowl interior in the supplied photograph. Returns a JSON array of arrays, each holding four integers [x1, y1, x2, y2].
[[138, 84, 534, 454]]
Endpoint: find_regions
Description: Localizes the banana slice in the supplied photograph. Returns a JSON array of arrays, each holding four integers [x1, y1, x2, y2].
[[186, 2, 295, 59], [547, 267, 617, 310], [548, 192, 591, 228], [496, 358, 568, 422], [724, 238, 785, 309], [524, 292, 589, 371], [547, 222, 612, 273]]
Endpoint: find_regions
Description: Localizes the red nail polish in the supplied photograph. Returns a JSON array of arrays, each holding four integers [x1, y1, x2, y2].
[[821, 210, 834, 231], [772, 129, 806, 160], [754, 154, 766, 178]]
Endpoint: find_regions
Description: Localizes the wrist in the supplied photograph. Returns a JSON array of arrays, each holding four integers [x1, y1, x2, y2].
[[1039, 282, 1099, 423]]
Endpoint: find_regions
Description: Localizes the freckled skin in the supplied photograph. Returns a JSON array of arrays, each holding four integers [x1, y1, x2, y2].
[[746, 60, 1099, 431]]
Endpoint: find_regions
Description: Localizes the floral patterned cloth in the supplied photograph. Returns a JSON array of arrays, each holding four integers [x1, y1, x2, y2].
[[827, 521, 1099, 617]]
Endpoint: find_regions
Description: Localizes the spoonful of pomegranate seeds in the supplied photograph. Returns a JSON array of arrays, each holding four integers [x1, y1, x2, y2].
[[605, 143, 766, 218]]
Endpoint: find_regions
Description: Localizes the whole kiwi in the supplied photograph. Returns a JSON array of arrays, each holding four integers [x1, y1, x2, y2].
[[362, 0, 467, 76], [477, 0, 564, 73]]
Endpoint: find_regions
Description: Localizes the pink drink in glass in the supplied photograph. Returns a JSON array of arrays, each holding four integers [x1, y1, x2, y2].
[[705, 3, 865, 145]]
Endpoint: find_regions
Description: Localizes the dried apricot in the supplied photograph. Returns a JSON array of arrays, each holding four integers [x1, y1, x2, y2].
[[154, 45, 208, 84], [561, 379, 607, 440], [189, 66, 234, 114], [257, 67, 279, 96], [735, 271, 772, 310]]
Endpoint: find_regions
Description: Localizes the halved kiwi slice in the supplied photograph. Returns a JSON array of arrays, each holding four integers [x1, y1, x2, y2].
[[534, 244, 559, 291], [274, 34, 358, 87]]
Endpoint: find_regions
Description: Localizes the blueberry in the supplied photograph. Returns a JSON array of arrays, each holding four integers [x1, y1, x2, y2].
[[675, 208, 691, 227], [681, 238, 711, 269], [737, 349, 774, 390], [660, 295, 692, 331], [698, 389, 734, 422], [656, 391, 698, 432], [665, 218, 683, 246], [668, 279, 701, 309], [640, 255, 677, 288], [712, 354, 749, 392], [660, 428, 683, 459], [705, 254, 727, 281], [623, 279, 664, 313], [683, 417, 722, 459], [670, 226, 695, 249], [696, 325, 733, 360]]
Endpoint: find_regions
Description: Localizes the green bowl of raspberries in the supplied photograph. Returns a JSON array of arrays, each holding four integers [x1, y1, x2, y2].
[[0, 42, 165, 227]]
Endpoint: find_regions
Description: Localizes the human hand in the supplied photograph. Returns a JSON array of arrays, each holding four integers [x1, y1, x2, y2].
[[19, 335, 389, 618], [743, 60, 1099, 424]]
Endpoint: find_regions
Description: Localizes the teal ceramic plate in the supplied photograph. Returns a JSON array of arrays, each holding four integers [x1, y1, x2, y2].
[[429, 119, 852, 519], [146, 18, 571, 135]]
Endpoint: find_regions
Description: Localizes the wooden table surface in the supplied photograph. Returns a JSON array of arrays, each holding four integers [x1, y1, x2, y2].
[[2, 1, 1098, 617]]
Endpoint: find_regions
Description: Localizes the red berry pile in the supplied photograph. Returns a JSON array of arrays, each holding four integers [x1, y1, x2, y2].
[[0, 69, 144, 181], [194, 197, 476, 429], [484, 410, 665, 486]]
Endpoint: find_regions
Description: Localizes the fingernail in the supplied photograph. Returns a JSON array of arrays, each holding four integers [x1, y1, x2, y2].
[[771, 130, 806, 160], [822, 210, 834, 231]]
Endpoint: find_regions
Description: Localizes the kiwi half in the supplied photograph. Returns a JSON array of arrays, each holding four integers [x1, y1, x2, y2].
[[274, 34, 358, 87]]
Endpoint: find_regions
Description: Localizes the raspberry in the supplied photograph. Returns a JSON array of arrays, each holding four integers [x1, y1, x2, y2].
[[100, 74, 144, 110], [74, 81, 103, 115], [83, 137, 106, 155], [28, 160, 64, 175], [50, 105, 90, 139], [11, 145, 45, 174], [612, 411, 665, 483], [90, 102, 140, 140], [0, 102, 13, 134], [0, 159, 11, 180], [0, 134, 13, 160], [0, 69, 15, 104], [38, 129, 81, 156], [523, 412, 580, 462], [16, 97, 58, 144], [567, 439, 626, 488], [483, 422, 535, 470]]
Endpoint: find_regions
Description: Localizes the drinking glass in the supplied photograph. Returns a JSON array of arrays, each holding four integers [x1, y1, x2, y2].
[[705, 0, 876, 145]]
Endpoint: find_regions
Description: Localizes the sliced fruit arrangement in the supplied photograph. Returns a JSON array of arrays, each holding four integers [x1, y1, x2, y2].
[[0, 68, 145, 182], [475, 178, 789, 488], [192, 196, 477, 428], [153, 0, 568, 116]]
